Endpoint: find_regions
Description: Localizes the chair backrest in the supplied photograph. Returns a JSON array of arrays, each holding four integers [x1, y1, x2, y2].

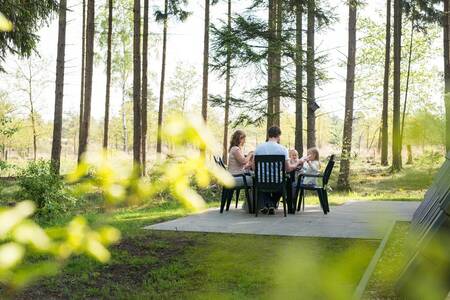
[[322, 155, 335, 186], [254, 155, 286, 191], [213, 156, 226, 169]]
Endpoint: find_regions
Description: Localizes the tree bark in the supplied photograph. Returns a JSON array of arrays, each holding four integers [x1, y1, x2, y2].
[[27, 62, 37, 161], [295, 0, 303, 156], [392, 0, 402, 171], [267, 0, 275, 132], [103, 0, 113, 149], [78, 0, 95, 161], [306, 0, 316, 148], [78, 0, 86, 163], [133, 0, 141, 166], [141, 0, 149, 174], [401, 20, 414, 147], [337, 0, 357, 191], [381, 0, 391, 166], [444, 0, 450, 154], [273, 0, 282, 127], [51, 0, 67, 173], [223, 0, 232, 164], [202, 0, 210, 121], [157, 0, 168, 154]]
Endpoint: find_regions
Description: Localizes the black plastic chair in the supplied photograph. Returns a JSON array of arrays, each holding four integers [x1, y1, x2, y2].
[[214, 156, 253, 213], [295, 155, 335, 215], [254, 155, 287, 217]]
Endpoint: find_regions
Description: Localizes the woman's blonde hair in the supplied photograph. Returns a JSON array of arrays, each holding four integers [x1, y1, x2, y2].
[[307, 147, 320, 161], [229, 130, 246, 151]]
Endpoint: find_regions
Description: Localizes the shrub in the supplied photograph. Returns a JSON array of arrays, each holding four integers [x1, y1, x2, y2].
[[18, 160, 76, 218]]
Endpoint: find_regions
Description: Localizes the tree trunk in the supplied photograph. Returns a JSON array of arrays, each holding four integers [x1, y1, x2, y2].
[[141, 0, 149, 174], [295, 0, 303, 156], [273, 0, 282, 127], [133, 0, 141, 166], [78, 0, 95, 161], [156, 0, 168, 154], [103, 0, 113, 150], [306, 0, 316, 148], [51, 0, 67, 173], [78, 0, 86, 163], [401, 20, 414, 147], [444, 0, 450, 154], [406, 144, 413, 164], [381, 0, 391, 166], [27, 62, 37, 161], [337, 1, 357, 191], [267, 0, 275, 132], [223, 0, 232, 164], [392, 0, 402, 171], [202, 0, 210, 121], [122, 90, 128, 152]]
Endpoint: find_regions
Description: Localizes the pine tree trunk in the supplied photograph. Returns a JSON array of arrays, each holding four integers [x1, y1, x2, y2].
[[306, 0, 316, 148], [157, 0, 168, 154], [273, 0, 282, 127], [337, 1, 357, 191], [78, 0, 86, 163], [103, 0, 113, 149], [133, 0, 142, 166], [51, 0, 67, 174], [381, 0, 391, 166], [392, 0, 402, 171], [223, 0, 232, 164], [141, 0, 149, 174], [78, 0, 95, 161], [202, 0, 210, 121], [295, 0, 303, 156], [27, 63, 37, 161], [444, 0, 450, 154], [267, 0, 275, 132], [401, 21, 414, 147]]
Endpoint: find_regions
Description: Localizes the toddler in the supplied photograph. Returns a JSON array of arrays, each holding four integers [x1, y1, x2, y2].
[[302, 148, 321, 186]]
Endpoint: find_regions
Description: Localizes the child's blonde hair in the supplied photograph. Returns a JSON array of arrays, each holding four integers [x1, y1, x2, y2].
[[289, 149, 299, 158], [307, 147, 320, 161]]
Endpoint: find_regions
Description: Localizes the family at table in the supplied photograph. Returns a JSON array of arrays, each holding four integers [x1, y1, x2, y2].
[[227, 126, 321, 215]]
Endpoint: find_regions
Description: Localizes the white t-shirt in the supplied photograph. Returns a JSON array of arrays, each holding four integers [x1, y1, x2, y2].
[[254, 141, 289, 159]]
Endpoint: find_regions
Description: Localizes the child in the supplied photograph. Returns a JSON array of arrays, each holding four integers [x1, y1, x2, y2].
[[289, 149, 300, 165], [302, 148, 321, 186]]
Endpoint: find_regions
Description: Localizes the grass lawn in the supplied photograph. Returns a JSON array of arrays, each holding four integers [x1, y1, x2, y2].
[[14, 203, 378, 299]]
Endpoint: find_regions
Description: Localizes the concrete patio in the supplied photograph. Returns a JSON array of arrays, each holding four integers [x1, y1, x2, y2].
[[145, 201, 420, 239]]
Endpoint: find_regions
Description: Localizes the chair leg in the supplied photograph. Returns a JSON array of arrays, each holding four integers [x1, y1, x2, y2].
[[282, 189, 287, 217], [244, 187, 252, 213], [323, 189, 330, 212], [220, 187, 227, 213], [297, 189, 304, 212], [255, 190, 259, 217], [226, 189, 233, 211], [235, 189, 240, 208], [302, 191, 306, 211], [317, 190, 327, 215]]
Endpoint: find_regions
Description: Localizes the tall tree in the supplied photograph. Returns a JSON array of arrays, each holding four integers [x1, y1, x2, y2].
[[202, 0, 212, 121], [392, 0, 402, 171], [223, 0, 232, 163], [337, 0, 357, 191], [273, 0, 282, 127], [78, 0, 86, 162], [103, 0, 113, 149], [381, 0, 391, 166], [295, 0, 303, 155], [133, 0, 141, 165], [78, 0, 95, 161], [444, 0, 450, 153], [267, 0, 276, 131], [306, 0, 316, 148], [141, 0, 149, 174], [51, 0, 67, 173], [156, 0, 168, 154]]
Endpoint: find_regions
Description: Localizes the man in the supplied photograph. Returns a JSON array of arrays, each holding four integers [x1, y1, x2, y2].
[[254, 126, 305, 215]]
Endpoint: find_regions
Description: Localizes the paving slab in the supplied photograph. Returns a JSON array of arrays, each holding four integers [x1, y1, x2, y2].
[[145, 201, 420, 239]]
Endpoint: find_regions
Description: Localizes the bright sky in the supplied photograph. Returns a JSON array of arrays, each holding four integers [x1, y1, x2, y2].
[[1, 0, 441, 123]]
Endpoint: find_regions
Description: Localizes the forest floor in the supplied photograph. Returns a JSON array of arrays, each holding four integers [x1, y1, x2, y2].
[[0, 159, 441, 299]]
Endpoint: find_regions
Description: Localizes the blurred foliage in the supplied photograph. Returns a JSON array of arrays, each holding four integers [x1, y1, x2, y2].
[[0, 115, 234, 293]]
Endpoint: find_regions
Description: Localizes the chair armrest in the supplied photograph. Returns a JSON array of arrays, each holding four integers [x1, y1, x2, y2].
[[299, 174, 323, 178]]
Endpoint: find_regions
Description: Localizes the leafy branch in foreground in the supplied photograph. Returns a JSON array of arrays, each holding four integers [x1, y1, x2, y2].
[[0, 115, 234, 293]]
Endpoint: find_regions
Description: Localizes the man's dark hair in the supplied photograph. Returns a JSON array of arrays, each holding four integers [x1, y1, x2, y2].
[[267, 126, 282, 138]]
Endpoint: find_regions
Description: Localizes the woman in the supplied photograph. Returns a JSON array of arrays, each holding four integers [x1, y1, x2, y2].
[[228, 130, 253, 210]]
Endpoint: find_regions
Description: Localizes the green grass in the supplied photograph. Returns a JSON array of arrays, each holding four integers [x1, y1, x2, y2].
[[16, 207, 378, 299]]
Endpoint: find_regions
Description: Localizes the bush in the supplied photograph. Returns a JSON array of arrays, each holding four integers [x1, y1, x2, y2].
[[18, 160, 76, 218]]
